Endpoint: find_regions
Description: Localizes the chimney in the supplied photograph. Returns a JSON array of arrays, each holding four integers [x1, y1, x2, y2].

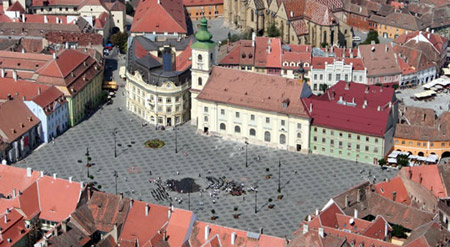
[[157, 0, 160, 4], [145, 203, 149, 216], [377, 106, 381, 111], [62, 220, 67, 233], [339, 96, 343, 102], [356, 189, 361, 202], [38, 87, 41, 95], [267, 46, 271, 54], [53, 227, 58, 236], [130, 199, 134, 208], [384, 222, 389, 237], [427, 33, 430, 39], [354, 209, 358, 218], [53, 173, 57, 179], [431, 29, 434, 34], [419, 173, 423, 184], [385, 45, 388, 53], [315, 208, 319, 215], [345, 82, 350, 90], [1, 68, 4, 77], [69, 176, 73, 183], [119, 192, 123, 200], [363, 99, 368, 107], [307, 215, 311, 222], [318, 227, 324, 238], [231, 232, 236, 245], [309, 103, 313, 112], [80, 181, 84, 188], [426, 27, 430, 32], [26, 167, 32, 177], [21, 48, 25, 53], [252, 32, 256, 47], [56, 17, 59, 24], [22, 14, 25, 22], [205, 225, 210, 240], [53, 53, 57, 59], [65, 42, 69, 49], [13, 70, 17, 81], [345, 195, 349, 207], [168, 208, 171, 218], [290, 11, 293, 17], [40, 171, 44, 177], [12, 189, 16, 199], [4, 215, 7, 224], [389, 102, 392, 108], [392, 191, 397, 201], [44, 15, 48, 23], [302, 224, 309, 234]]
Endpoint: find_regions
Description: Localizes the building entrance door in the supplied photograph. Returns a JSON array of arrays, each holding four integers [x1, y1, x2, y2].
[[167, 118, 172, 126], [297, 144, 301, 151]]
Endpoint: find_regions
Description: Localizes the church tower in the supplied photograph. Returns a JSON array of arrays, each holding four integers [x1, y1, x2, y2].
[[190, 17, 216, 126]]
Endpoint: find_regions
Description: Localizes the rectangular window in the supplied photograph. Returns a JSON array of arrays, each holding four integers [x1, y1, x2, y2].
[[345, 74, 348, 81], [158, 97, 162, 102], [266, 117, 270, 124], [336, 74, 341, 81], [281, 120, 285, 126], [297, 123, 302, 129], [313, 136, 317, 141], [375, 138, 378, 143], [374, 147, 378, 153], [331, 131, 334, 136], [320, 74, 323, 80], [330, 140, 334, 145], [357, 135, 360, 140], [251, 114, 255, 121], [417, 142, 421, 146], [314, 74, 318, 80], [339, 132, 343, 137], [236, 112, 240, 118], [322, 138, 326, 143], [167, 107, 172, 113], [365, 146, 369, 151], [356, 144, 360, 150], [347, 143, 351, 149], [366, 137, 369, 142], [167, 98, 172, 103], [442, 143, 445, 147], [176, 96, 180, 102], [348, 134, 351, 138], [328, 74, 332, 81], [221, 109, 225, 115], [322, 129, 326, 134], [204, 106, 208, 112], [314, 127, 318, 132], [339, 141, 343, 147]]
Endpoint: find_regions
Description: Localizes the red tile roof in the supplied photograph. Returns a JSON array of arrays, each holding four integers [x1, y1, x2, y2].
[[401, 165, 447, 198], [119, 201, 170, 246], [131, 0, 187, 34], [23, 14, 70, 24], [87, 191, 131, 233], [17, 182, 41, 220], [281, 52, 311, 69], [32, 0, 81, 7], [0, 209, 30, 246], [37, 49, 89, 78], [291, 19, 308, 36], [254, 37, 281, 68], [166, 209, 194, 246], [45, 32, 103, 46], [104, 1, 126, 11], [175, 40, 192, 71], [359, 43, 401, 78], [37, 176, 84, 222], [7, 1, 25, 13], [0, 165, 40, 200], [197, 66, 310, 118], [31, 86, 66, 116], [303, 81, 395, 137], [0, 99, 40, 142], [403, 221, 450, 247], [0, 78, 50, 101], [182, 0, 223, 6], [189, 221, 285, 247], [94, 11, 109, 29], [0, 50, 52, 72], [374, 177, 411, 205]]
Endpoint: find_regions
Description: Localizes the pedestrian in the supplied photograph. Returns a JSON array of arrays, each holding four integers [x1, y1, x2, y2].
[[198, 173, 201, 177], [177, 171, 180, 175], [149, 170, 152, 176], [294, 170, 298, 175]]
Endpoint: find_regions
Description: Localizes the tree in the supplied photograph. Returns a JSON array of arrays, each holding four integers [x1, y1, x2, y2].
[[126, 2, 135, 16], [266, 22, 281, 37], [362, 30, 380, 44], [111, 32, 128, 53], [378, 158, 386, 167], [319, 84, 329, 92], [397, 154, 409, 167], [320, 42, 329, 48], [391, 224, 408, 238]]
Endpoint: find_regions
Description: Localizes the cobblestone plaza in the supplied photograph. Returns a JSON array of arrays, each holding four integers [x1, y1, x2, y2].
[[15, 85, 397, 238]]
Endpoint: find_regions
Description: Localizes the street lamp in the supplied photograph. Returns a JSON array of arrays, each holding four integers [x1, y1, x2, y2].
[[254, 189, 258, 214], [174, 124, 178, 153], [113, 170, 118, 195], [112, 128, 118, 158], [245, 141, 249, 167], [278, 159, 281, 193]]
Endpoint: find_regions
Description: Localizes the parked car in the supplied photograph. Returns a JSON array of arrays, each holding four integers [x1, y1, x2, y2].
[[104, 43, 113, 50]]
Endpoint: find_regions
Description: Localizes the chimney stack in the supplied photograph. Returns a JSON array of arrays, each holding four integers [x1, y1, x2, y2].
[[318, 227, 324, 238], [40, 171, 44, 177], [309, 103, 313, 112], [4, 214, 7, 224], [354, 209, 358, 218], [53, 227, 58, 236], [392, 191, 397, 201], [80, 181, 84, 188], [145, 203, 149, 216], [130, 199, 134, 208], [119, 192, 123, 200], [302, 224, 309, 234], [22, 14, 25, 22], [69, 176, 73, 183], [345, 195, 349, 207], [231, 232, 236, 245], [205, 225, 210, 240], [1, 68, 4, 78], [21, 48, 25, 53], [53, 173, 57, 179], [53, 53, 57, 59], [38, 87, 41, 95], [384, 222, 389, 237], [356, 189, 361, 202], [44, 15, 48, 23], [26, 167, 32, 177], [157, 0, 160, 4], [315, 208, 319, 215], [13, 70, 17, 81], [62, 220, 67, 232], [345, 81, 350, 90], [252, 32, 256, 47], [12, 189, 16, 199]]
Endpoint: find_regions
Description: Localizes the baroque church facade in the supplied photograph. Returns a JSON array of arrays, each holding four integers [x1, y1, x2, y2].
[[224, 0, 353, 48]]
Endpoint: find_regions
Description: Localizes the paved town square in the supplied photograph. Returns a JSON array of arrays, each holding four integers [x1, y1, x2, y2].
[[16, 84, 397, 238]]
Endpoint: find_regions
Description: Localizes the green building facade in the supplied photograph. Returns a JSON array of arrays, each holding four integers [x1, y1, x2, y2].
[[67, 73, 103, 126], [309, 125, 385, 165]]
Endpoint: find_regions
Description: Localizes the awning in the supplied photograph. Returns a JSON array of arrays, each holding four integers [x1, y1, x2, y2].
[[388, 151, 400, 158], [409, 155, 418, 159], [426, 154, 438, 163], [414, 90, 436, 98], [417, 156, 427, 161], [388, 158, 397, 163]]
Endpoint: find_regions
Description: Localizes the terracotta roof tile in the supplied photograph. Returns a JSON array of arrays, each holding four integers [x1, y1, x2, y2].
[[291, 19, 308, 36], [0, 78, 50, 101], [401, 165, 447, 198], [197, 66, 310, 118], [87, 191, 131, 233], [7, 1, 25, 13], [0, 99, 40, 142], [0, 209, 30, 246], [182, 0, 222, 6], [359, 43, 401, 77], [374, 177, 411, 204], [32, 0, 80, 7], [131, 0, 187, 34]]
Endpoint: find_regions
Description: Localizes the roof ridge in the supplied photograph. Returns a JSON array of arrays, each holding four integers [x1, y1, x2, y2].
[[159, 0, 186, 32]]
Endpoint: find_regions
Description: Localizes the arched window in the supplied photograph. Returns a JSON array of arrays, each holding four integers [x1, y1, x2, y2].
[[198, 77, 202, 86], [220, 123, 226, 130], [280, 134, 286, 144], [235, 126, 241, 133], [204, 116, 208, 122], [297, 132, 301, 139], [264, 131, 271, 142], [249, 128, 256, 136], [198, 54, 202, 62]]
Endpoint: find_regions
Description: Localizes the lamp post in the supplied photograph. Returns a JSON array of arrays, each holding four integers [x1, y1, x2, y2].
[[112, 128, 118, 158], [245, 141, 249, 167], [113, 170, 118, 195], [174, 124, 178, 153], [278, 159, 281, 193], [85, 147, 91, 178], [254, 189, 258, 214]]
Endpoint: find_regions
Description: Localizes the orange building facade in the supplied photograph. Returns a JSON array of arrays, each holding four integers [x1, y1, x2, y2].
[[184, 0, 223, 20], [394, 107, 450, 159]]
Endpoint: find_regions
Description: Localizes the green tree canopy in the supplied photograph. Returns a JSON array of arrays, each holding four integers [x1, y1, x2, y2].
[[267, 22, 281, 37], [111, 32, 128, 53], [362, 30, 380, 44]]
